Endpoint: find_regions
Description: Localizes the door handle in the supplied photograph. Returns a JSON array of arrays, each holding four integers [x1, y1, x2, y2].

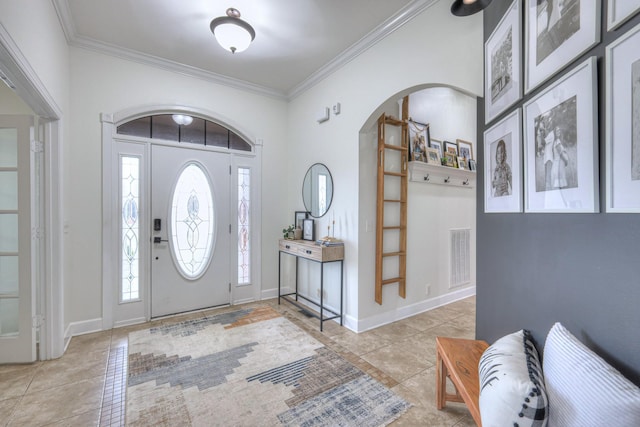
[[153, 237, 168, 244]]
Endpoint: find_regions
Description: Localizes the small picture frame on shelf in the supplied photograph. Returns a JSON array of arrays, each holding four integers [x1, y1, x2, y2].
[[444, 141, 458, 156], [294, 211, 308, 230], [302, 219, 315, 241], [456, 139, 474, 161], [457, 156, 469, 170], [469, 159, 477, 172], [429, 138, 443, 158], [442, 152, 456, 168], [426, 147, 441, 165]]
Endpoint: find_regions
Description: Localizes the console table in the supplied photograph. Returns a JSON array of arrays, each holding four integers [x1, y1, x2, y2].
[[278, 239, 344, 331]]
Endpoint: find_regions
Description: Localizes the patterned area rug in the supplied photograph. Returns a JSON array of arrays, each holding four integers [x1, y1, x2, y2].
[[126, 306, 410, 426]]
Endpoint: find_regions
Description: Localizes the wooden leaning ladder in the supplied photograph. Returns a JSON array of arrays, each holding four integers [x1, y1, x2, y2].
[[375, 97, 409, 305]]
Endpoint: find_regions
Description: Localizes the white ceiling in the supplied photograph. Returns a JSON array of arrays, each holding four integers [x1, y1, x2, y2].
[[54, 0, 438, 99]]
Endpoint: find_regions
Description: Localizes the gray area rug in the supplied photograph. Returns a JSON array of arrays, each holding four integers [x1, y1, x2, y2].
[[127, 306, 410, 426]]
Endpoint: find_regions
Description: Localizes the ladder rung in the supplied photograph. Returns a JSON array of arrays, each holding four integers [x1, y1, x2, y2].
[[382, 277, 405, 285], [382, 251, 406, 257], [383, 199, 406, 203], [385, 117, 403, 126], [383, 144, 406, 151], [383, 226, 404, 230], [383, 171, 406, 177]]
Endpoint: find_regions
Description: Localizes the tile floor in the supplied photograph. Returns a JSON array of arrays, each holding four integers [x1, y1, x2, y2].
[[0, 296, 476, 426]]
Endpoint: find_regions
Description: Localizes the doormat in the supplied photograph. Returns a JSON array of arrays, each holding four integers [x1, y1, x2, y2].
[[126, 306, 410, 426]]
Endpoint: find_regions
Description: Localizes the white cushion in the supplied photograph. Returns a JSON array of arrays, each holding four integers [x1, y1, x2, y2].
[[479, 329, 548, 427], [543, 322, 640, 427]]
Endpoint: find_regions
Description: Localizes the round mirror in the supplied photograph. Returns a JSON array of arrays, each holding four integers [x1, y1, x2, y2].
[[302, 163, 333, 218]]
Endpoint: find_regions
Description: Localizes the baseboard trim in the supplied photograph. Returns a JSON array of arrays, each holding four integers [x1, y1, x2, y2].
[[63, 318, 103, 351], [113, 317, 146, 329], [353, 286, 476, 333]]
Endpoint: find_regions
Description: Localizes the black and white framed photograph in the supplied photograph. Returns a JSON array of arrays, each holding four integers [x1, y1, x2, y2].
[[469, 159, 477, 171], [302, 218, 315, 241], [484, 109, 523, 213], [409, 121, 430, 162], [608, 0, 640, 31], [523, 57, 598, 213], [429, 138, 443, 158], [606, 22, 640, 212], [525, 0, 600, 93], [456, 139, 474, 161], [485, 0, 522, 124], [294, 211, 308, 229]]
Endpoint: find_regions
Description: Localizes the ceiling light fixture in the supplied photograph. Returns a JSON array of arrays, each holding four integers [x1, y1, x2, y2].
[[172, 114, 193, 126], [210, 8, 256, 54], [451, 0, 492, 16]]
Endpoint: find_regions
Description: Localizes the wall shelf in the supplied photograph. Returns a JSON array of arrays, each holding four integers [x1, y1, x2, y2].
[[408, 161, 476, 188]]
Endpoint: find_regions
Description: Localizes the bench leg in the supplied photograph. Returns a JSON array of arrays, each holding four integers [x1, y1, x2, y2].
[[436, 349, 447, 410]]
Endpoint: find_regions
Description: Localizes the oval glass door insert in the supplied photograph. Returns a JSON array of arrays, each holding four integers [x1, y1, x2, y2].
[[170, 163, 215, 279]]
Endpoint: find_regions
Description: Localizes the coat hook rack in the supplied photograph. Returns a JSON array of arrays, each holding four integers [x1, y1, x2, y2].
[[424, 174, 430, 182], [462, 179, 469, 186], [444, 176, 450, 183]]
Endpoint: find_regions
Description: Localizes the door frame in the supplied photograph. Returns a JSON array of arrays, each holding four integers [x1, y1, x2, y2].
[[0, 25, 65, 361], [101, 106, 263, 329]]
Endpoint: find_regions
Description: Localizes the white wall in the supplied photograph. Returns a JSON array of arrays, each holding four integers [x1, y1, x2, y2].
[[286, 0, 483, 330], [66, 48, 289, 325], [0, 83, 33, 114]]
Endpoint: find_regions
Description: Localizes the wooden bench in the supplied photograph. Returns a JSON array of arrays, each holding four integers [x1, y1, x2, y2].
[[436, 336, 489, 427]]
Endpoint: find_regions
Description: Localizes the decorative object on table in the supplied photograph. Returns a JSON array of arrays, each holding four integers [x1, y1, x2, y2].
[[126, 306, 410, 426], [408, 120, 430, 162], [607, 0, 640, 30], [294, 211, 308, 230], [282, 224, 295, 240], [426, 147, 441, 165], [430, 138, 444, 158], [450, 0, 492, 16], [485, 0, 522, 124], [456, 139, 474, 161], [606, 22, 640, 212], [523, 57, 598, 213], [484, 108, 523, 213], [302, 218, 315, 241], [524, 0, 600, 93]]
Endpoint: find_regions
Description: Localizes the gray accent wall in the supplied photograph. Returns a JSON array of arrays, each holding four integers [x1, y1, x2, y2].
[[477, 2, 640, 386]]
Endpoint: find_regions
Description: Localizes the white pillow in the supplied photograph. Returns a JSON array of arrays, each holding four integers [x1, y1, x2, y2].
[[479, 329, 548, 427], [543, 322, 640, 427]]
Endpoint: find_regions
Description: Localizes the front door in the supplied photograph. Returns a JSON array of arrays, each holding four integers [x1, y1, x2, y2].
[[151, 144, 230, 317], [0, 115, 36, 363]]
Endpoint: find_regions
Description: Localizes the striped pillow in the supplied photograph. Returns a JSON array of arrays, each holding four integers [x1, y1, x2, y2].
[[543, 322, 640, 427], [479, 329, 548, 427]]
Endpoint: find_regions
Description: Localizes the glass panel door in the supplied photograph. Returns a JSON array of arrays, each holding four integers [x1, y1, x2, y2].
[[0, 116, 35, 363]]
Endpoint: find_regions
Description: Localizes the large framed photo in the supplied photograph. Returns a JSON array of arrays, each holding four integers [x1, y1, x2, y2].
[[484, 109, 523, 213], [485, 0, 522, 124], [606, 23, 640, 212], [523, 57, 599, 213], [608, 0, 640, 31], [409, 121, 430, 162], [525, 0, 600, 93]]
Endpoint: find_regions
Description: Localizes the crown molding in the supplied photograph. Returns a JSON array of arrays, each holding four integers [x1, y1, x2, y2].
[[287, 0, 438, 99], [52, 0, 435, 101], [0, 22, 62, 119]]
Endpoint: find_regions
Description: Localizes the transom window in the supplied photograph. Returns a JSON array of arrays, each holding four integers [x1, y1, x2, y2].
[[117, 114, 251, 151]]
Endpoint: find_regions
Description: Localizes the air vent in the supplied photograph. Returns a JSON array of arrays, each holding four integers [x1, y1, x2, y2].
[[450, 228, 470, 287]]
